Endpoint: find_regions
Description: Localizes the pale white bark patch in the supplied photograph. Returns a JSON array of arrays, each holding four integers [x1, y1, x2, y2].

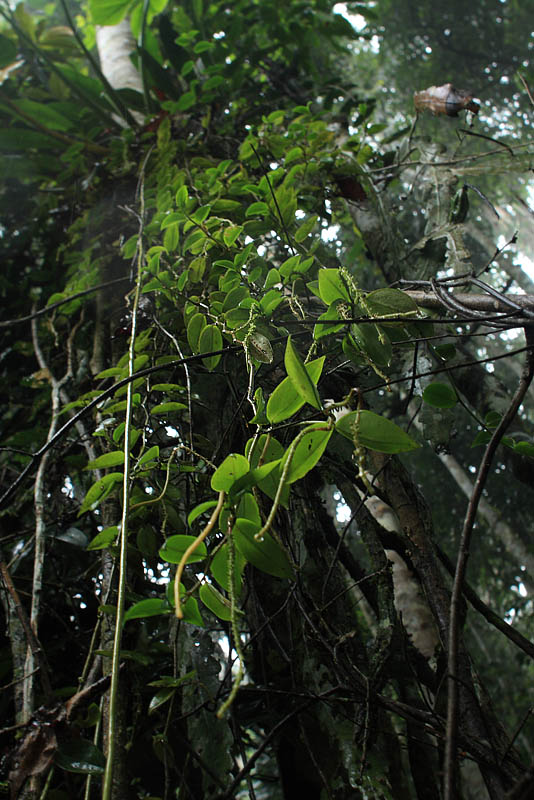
[[96, 19, 143, 94]]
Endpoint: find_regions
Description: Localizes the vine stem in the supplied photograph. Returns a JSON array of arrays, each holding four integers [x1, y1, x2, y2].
[[443, 329, 534, 800], [101, 149, 151, 800], [254, 422, 332, 542], [174, 490, 225, 618]]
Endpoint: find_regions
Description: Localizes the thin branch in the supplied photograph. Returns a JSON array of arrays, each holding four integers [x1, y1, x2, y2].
[[0, 277, 131, 329], [102, 148, 152, 800], [0, 557, 52, 702], [443, 328, 534, 800], [435, 545, 534, 661]]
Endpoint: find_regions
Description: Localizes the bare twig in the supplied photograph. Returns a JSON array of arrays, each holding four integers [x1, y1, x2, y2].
[[443, 328, 534, 800], [0, 277, 130, 329]]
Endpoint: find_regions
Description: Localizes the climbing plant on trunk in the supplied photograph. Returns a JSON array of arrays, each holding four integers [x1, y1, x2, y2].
[[1, 2, 534, 799]]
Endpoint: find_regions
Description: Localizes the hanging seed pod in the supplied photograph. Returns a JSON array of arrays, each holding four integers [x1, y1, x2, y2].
[[414, 83, 480, 117]]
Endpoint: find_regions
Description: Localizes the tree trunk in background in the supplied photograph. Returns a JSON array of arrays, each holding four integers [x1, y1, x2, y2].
[[96, 19, 143, 94]]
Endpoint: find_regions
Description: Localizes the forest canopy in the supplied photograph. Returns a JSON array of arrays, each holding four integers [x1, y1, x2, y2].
[[1, 1, 534, 799]]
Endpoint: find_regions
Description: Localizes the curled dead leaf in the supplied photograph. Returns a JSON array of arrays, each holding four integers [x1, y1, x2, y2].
[[414, 83, 480, 117]]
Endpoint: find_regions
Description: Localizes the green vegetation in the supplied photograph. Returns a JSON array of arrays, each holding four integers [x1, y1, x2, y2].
[[1, 1, 534, 798]]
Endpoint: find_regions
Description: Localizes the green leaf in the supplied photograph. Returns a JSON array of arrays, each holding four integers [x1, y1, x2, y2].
[[167, 583, 204, 626], [159, 535, 207, 564], [198, 324, 223, 370], [284, 337, 322, 410], [259, 289, 283, 316], [317, 269, 351, 304], [294, 214, 318, 243], [187, 500, 218, 526], [364, 288, 418, 317], [234, 518, 293, 579], [160, 212, 184, 229], [124, 598, 170, 622], [86, 526, 119, 551], [282, 426, 333, 483], [513, 441, 534, 458], [199, 583, 233, 621], [88, 0, 132, 24], [55, 739, 106, 774], [211, 543, 244, 595], [266, 357, 325, 423], [245, 201, 269, 217], [313, 302, 345, 340], [78, 473, 124, 516], [211, 453, 249, 491], [191, 204, 211, 224], [176, 89, 197, 111], [433, 343, 457, 361], [485, 411, 502, 429], [176, 185, 189, 208], [350, 324, 392, 367], [85, 450, 125, 470], [335, 411, 420, 454], [138, 445, 160, 466], [223, 225, 243, 247], [151, 383, 184, 393], [278, 254, 301, 278], [222, 286, 248, 311], [264, 268, 281, 289], [163, 222, 180, 252], [422, 383, 458, 409], [187, 312, 207, 353], [16, 100, 74, 132], [151, 402, 187, 415], [148, 687, 175, 713]]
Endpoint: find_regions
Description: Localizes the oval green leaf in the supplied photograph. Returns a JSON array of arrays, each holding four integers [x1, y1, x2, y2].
[[86, 526, 119, 551], [211, 453, 249, 491], [55, 739, 105, 775], [282, 426, 333, 484], [85, 450, 125, 470], [159, 535, 208, 564], [198, 324, 223, 371], [199, 583, 233, 621], [422, 382, 458, 409], [335, 410, 420, 454], [317, 268, 351, 304], [124, 598, 170, 622], [234, 518, 294, 579]]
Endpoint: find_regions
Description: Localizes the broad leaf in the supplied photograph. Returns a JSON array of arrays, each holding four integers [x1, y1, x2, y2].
[[284, 337, 322, 410], [124, 598, 170, 622], [282, 426, 333, 483], [422, 382, 458, 409], [211, 453, 250, 491], [267, 357, 325, 423], [335, 411, 420, 453], [159, 535, 208, 564], [234, 519, 294, 579], [199, 583, 233, 621]]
